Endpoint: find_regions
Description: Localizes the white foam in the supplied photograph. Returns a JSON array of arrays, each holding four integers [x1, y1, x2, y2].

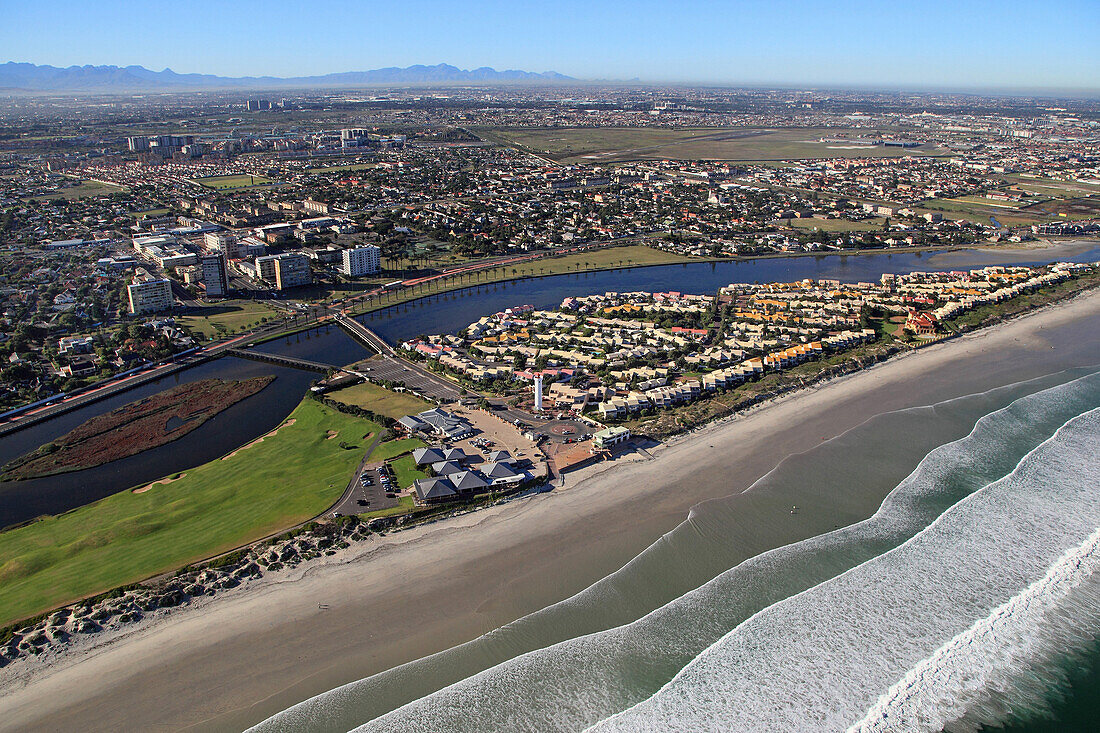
[[588, 408, 1100, 732], [250, 371, 1100, 733], [850, 529, 1100, 733]]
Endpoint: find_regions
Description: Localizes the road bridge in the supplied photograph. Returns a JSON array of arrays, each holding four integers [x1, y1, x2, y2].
[[225, 348, 336, 373], [334, 315, 393, 355]]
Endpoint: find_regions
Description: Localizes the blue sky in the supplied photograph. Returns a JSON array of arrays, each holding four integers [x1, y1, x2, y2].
[[4, 0, 1099, 91]]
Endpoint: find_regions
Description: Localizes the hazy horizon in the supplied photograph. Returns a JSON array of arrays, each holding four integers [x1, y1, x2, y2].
[[3, 0, 1098, 93]]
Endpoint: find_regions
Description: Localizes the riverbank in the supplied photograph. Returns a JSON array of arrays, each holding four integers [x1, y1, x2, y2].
[[1, 287, 1098, 732], [0, 377, 275, 481]]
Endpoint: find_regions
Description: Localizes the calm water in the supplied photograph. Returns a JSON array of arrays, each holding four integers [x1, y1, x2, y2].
[[1, 245, 1096, 528], [364, 245, 1100, 342]]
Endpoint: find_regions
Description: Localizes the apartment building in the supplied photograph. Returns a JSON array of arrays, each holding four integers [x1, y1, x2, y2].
[[200, 252, 229, 297], [127, 268, 174, 314], [341, 245, 381, 276]]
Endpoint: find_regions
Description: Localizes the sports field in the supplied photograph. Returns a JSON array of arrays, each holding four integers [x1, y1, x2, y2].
[[189, 174, 272, 190], [489, 127, 951, 164], [0, 399, 373, 628]]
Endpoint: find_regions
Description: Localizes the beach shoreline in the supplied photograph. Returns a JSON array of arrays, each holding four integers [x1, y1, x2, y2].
[[1, 288, 1099, 733]]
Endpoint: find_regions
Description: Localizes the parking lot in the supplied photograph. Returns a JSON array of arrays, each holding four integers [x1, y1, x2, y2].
[[354, 355, 462, 402], [331, 461, 400, 516]]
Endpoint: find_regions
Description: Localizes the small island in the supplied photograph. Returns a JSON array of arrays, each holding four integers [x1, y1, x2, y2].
[[1, 376, 276, 481]]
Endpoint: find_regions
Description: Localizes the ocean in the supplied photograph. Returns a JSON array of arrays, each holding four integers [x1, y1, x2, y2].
[[251, 366, 1100, 732]]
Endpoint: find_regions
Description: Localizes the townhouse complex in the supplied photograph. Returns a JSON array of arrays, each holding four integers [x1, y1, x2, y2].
[[402, 261, 1095, 422]]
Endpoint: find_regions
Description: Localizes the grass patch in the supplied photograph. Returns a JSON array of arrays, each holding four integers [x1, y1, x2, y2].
[[387, 453, 428, 492], [0, 399, 370, 628], [28, 179, 126, 201], [189, 174, 272, 190], [327, 381, 433, 420], [371, 438, 424, 463], [489, 126, 950, 164], [179, 300, 282, 340]]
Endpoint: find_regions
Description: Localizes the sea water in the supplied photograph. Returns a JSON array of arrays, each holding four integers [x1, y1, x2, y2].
[[253, 367, 1100, 732]]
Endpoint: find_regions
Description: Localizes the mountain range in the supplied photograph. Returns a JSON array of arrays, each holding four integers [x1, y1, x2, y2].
[[0, 62, 574, 92]]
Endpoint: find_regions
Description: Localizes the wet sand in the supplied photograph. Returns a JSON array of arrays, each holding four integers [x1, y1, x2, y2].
[[2, 290, 1099, 733]]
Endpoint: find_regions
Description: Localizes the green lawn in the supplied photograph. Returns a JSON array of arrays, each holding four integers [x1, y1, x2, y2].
[[371, 437, 424, 463], [387, 453, 428, 493], [327, 381, 433, 420], [179, 300, 282, 340], [0, 399, 372, 628], [189, 174, 272, 190]]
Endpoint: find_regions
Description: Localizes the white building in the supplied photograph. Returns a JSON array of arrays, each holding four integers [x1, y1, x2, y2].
[[341, 245, 381, 277], [127, 269, 174, 314]]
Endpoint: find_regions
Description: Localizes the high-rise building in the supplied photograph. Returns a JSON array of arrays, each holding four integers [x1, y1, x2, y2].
[[273, 253, 312, 290], [127, 269, 174, 314], [204, 231, 244, 259], [246, 99, 272, 111], [200, 253, 229, 297], [127, 136, 150, 152], [341, 245, 381, 276]]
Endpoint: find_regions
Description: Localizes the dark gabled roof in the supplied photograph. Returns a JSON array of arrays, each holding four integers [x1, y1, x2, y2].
[[414, 477, 456, 501], [486, 450, 513, 463], [482, 461, 519, 479], [442, 447, 469, 462], [412, 447, 447, 465], [431, 460, 464, 476], [398, 415, 428, 431], [449, 471, 488, 492]]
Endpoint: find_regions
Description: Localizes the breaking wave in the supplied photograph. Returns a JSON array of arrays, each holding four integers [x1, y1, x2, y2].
[[590, 406, 1100, 732], [251, 370, 1100, 733], [851, 529, 1100, 733]]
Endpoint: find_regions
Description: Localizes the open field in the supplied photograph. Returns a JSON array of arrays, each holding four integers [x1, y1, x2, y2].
[[178, 300, 282, 339], [790, 217, 887, 232], [327, 381, 433, 420], [129, 207, 171, 219], [488, 127, 951, 164], [307, 162, 377, 173], [0, 399, 374, 628], [188, 174, 272, 190], [29, 179, 126, 201], [918, 197, 1049, 226]]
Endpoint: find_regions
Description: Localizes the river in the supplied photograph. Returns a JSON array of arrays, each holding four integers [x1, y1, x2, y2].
[[1, 243, 1096, 528]]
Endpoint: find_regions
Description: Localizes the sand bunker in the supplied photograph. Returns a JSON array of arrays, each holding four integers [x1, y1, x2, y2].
[[221, 418, 297, 460], [133, 473, 187, 494]]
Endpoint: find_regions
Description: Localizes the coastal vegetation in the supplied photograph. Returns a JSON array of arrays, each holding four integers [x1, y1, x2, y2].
[[0, 398, 370, 628], [1, 376, 276, 481]]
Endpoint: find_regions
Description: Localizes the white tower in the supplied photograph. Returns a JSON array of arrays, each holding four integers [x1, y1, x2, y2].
[[533, 375, 544, 412]]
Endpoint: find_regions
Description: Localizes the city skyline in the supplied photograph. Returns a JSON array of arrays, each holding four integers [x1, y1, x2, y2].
[[3, 0, 1099, 93]]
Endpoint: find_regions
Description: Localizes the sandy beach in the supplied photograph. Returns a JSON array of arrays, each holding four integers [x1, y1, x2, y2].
[[1, 288, 1099, 733]]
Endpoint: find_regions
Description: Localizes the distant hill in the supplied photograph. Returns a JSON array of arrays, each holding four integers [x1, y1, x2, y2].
[[0, 62, 575, 92]]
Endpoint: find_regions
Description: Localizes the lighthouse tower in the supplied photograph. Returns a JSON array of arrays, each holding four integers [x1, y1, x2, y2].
[[534, 375, 544, 412]]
